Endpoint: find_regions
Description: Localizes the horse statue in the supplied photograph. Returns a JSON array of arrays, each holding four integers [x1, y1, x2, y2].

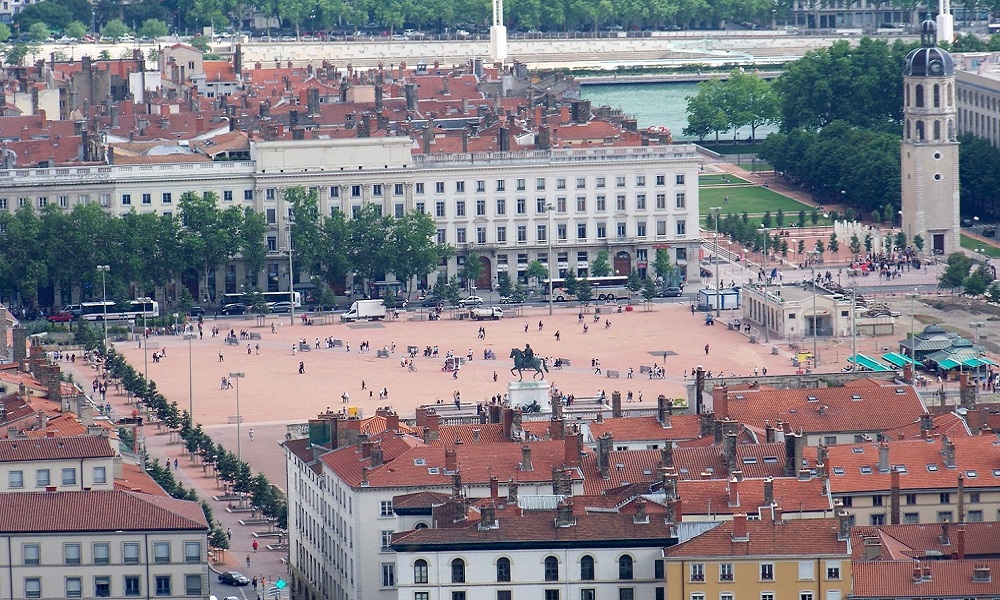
[[510, 348, 548, 381]]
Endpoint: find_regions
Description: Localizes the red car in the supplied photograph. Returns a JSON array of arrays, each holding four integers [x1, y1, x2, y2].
[[47, 311, 74, 322]]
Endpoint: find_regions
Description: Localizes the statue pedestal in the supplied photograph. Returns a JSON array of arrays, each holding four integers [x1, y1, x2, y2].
[[508, 380, 551, 413]]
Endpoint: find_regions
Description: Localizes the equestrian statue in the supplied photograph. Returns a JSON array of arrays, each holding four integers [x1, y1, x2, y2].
[[509, 344, 548, 381]]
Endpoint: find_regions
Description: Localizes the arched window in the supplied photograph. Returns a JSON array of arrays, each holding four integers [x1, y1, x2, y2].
[[497, 557, 511, 582], [915, 84, 924, 108], [451, 558, 466, 583], [544, 556, 559, 581], [414, 559, 428, 584], [619, 555, 634, 580], [414, 522, 428, 529], [581, 555, 596, 580], [933, 84, 940, 108], [915, 121, 925, 141], [934, 120, 941, 140]]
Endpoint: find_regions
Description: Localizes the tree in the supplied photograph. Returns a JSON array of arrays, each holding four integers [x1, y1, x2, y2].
[[797, 239, 806, 256], [391, 211, 448, 295], [64, 21, 87, 39], [894, 232, 907, 251], [590, 250, 612, 277], [189, 35, 210, 52], [913, 234, 925, 253], [28, 22, 51, 42], [810, 208, 820, 226], [762, 211, 772, 229], [987, 282, 1000, 303], [775, 208, 784, 227], [625, 268, 643, 300], [138, 18, 168, 38], [102, 18, 130, 40], [496, 272, 513, 297], [814, 239, 825, 257], [462, 253, 484, 291], [653, 248, 673, 283], [684, 79, 729, 141], [797, 209, 806, 228], [562, 270, 579, 298], [849, 234, 861, 256], [963, 264, 993, 296], [575, 278, 593, 305], [939, 252, 973, 290], [641, 278, 658, 305], [347, 204, 393, 289], [178, 192, 239, 299], [526, 260, 548, 287], [720, 69, 780, 140], [705, 212, 715, 230], [864, 234, 873, 254]]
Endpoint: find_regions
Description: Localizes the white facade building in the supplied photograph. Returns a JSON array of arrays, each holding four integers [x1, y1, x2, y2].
[[0, 435, 117, 493], [0, 138, 701, 300]]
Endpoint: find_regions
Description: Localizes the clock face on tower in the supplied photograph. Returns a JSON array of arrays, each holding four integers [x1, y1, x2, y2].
[[929, 59, 944, 76]]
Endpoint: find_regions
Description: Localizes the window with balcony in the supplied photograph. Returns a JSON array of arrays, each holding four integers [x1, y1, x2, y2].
[[536, 178, 546, 190], [184, 542, 201, 563], [95, 576, 111, 598], [720, 563, 734, 581], [456, 200, 466, 217], [124, 576, 140, 597], [616, 176, 626, 188], [577, 223, 587, 239], [516, 178, 526, 191], [576, 177, 586, 189], [496, 199, 506, 215], [537, 225, 547, 242], [497, 227, 507, 243], [676, 193, 686, 208], [677, 221, 687, 235], [616, 195, 626, 211], [435, 182, 446, 194], [517, 226, 527, 242], [760, 563, 774, 581], [557, 197, 567, 212], [496, 180, 506, 192], [676, 174, 685, 185], [25, 578, 41, 599], [826, 562, 841, 580], [416, 183, 425, 194], [123, 542, 140, 564], [395, 183, 405, 196], [691, 563, 705, 582], [516, 198, 526, 214], [153, 542, 170, 564], [456, 228, 466, 244], [636, 194, 646, 210], [557, 178, 566, 190], [476, 200, 486, 216], [597, 223, 606, 239]]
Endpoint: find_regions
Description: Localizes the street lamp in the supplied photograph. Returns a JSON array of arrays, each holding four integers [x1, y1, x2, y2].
[[287, 216, 296, 327], [905, 290, 919, 361], [547, 203, 554, 316], [758, 226, 771, 343], [809, 251, 819, 369], [712, 206, 722, 317], [184, 332, 196, 422], [229, 371, 246, 465], [97, 265, 110, 347], [970, 322, 985, 402]]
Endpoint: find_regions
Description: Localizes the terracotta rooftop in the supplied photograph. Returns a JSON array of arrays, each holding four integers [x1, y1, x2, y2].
[[662, 516, 848, 558], [852, 559, 1000, 598], [0, 490, 207, 532], [883, 411, 971, 441], [0, 435, 114, 462], [674, 476, 833, 518], [720, 381, 926, 435], [851, 521, 1000, 560], [588, 415, 702, 443], [114, 461, 171, 496]]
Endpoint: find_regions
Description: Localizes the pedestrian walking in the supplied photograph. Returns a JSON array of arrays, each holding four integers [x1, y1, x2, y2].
[[362, 380, 366, 390], [524, 322, 529, 332], [218, 351, 224, 362], [705, 344, 710, 355], [493, 371, 498, 382], [255, 343, 260, 355], [246, 555, 251, 568], [554, 330, 560, 341], [342, 391, 349, 403], [173, 458, 178, 470], [298, 361, 305, 374], [249, 429, 254, 442], [227, 528, 232, 540], [252, 540, 259, 552]]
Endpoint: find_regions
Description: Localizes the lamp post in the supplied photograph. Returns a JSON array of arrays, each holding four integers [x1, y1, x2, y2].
[[970, 322, 985, 402], [183, 333, 196, 421], [547, 203, 554, 316], [809, 252, 819, 370], [712, 206, 722, 317], [229, 371, 246, 464], [97, 265, 110, 348], [905, 290, 919, 361], [287, 216, 295, 327], [758, 227, 770, 343]]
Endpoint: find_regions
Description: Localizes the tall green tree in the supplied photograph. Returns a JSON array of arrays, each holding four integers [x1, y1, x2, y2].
[[590, 250, 612, 277], [684, 79, 729, 141], [348, 204, 394, 290], [391, 211, 450, 295]]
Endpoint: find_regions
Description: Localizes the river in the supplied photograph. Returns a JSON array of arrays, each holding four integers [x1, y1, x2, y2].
[[580, 81, 778, 141]]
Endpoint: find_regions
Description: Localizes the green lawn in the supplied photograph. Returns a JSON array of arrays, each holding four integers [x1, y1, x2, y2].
[[961, 234, 1000, 258], [736, 161, 773, 173], [699, 186, 814, 216], [700, 215, 835, 230], [699, 174, 749, 186]]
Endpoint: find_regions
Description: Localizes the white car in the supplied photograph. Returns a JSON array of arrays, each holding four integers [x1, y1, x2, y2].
[[458, 296, 484, 307]]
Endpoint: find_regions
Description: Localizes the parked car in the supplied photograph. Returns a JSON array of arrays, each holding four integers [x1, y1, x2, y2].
[[419, 296, 443, 307], [218, 572, 250, 586], [221, 303, 246, 315], [269, 301, 293, 313], [659, 286, 683, 297], [188, 306, 206, 317], [47, 311, 75, 322], [458, 296, 484, 307]]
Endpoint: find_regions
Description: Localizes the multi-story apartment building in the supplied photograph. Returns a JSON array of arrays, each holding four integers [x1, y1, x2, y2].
[[662, 513, 852, 600], [826, 434, 1000, 526], [0, 489, 209, 600], [0, 136, 700, 299], [0, 435, 117, 493]]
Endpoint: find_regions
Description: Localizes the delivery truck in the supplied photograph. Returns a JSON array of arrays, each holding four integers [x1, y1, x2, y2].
[[340, 299, 387, 322]]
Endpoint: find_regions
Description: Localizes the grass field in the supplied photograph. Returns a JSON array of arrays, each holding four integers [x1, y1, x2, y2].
[[699, 186, 814, 215], [700, 214, 835, 229], [699, 174, 749, 186], [961, 234, 1000, 258]]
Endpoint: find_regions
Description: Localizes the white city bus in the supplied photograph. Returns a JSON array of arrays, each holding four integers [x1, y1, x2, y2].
[[79, 298, 160, 321], [541, 276, 630, 301]]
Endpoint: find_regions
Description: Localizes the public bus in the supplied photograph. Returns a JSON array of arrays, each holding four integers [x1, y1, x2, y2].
[[221, 291, 302, 308], [541, 275, 630, 302], [79, 298, 160, 321]]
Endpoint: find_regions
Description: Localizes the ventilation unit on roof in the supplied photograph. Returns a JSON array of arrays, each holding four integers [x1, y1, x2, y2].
[[807, 396, 818, 402], [851, 394, 863, 401], [852, 447, 864, 454], [927, 464, 939, 472], [860, 466, 873, 474], [428, 468, 439, 474], [833, 467, 845, 475], [413, 458, 426, 465], [966, 470, 978, 478], [895, 389, 906, 395]]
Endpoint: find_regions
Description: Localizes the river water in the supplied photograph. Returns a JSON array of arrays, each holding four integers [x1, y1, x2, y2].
[[580, 81, 778, 141]]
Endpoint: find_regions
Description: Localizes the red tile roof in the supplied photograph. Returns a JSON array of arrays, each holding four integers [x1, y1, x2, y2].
[[115, 462, 171, 496], [589, 415, 702, 443], [426, 423, 509, 446], [851, 522, 1000, 560], [852, 559, 1000, 598], [826, 435, 1000, 493], [392, 503, 675, 548], [663, 517, 848, 558], [721, 382, 926, 435], [0, 490, 207, 532], [0, 436, 114, 461], [675, 476, 833, 517], [883, 412, 971, 441]]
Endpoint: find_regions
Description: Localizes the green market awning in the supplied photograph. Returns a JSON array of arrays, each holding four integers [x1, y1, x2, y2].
[[848, 354, 892, 372], [937, 358, 961, 370], [964, 356, 998, 368], [882, 352, 924, 367]]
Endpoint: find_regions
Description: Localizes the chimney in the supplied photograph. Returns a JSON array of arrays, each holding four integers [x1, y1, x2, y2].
[[913, 565, 923, 582], [890, 466, 901, 524], [555, 499, 576, 527], [765, 420, 776, 443], [502, 408, 514, 439], [940, 520, 950, 545], [660, 443, 674, 469], [471, 427, 481, 444], [877, 441, 889, 472], [785, 432, 804, 476], [863, 536, 883, 560], [712, 385, 729, 418], [490, 475, 499, 502], [698, 412, 715, 437], [957, 525, 966, 559], [385, 411, 399, 432], [837, 510, 851, 541], [370, 444, 383, 467], [633, 498, 649, 524], [958, 473, 965, 523], [549, 416, 564, 440], [662, 469, 679, 500], [451, 470, 463, 499], [507, 479, 518, 502], [728, 476, 740, 507], [361, 466, 369, 486], [564, 431, 581, 467], [595, 412, 604, 424], [920, 413, 933, 436], [361, 439, 374, 458], [445, 447, 458, 472], [942, 436, 956, 468], [479, 503, 497, 529], [375, 86, 383, 111], [763, 476, 774, 506], [597, 433, 613, 478], [520, 444, 533, 471], [732, 513, 749, 542], [724, 432, 738, 476], [695, 367, 706, 414], [424, 413, 440, 443], [657, 394, 672, 426], [422, 121, 433, 153], [666, 497, 683, 524]]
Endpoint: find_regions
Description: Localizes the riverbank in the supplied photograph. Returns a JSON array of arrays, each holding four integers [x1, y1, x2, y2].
[[578, 70, 783, 84]]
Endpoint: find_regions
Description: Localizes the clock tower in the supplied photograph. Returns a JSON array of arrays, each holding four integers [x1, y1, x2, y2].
[[901, 20, 960, 257]]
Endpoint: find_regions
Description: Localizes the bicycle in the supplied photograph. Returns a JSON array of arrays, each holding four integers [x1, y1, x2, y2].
[[408, 363, 417, 372]]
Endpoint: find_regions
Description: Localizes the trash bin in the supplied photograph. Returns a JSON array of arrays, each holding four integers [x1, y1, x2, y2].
[[772, 346, 779, 355]]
